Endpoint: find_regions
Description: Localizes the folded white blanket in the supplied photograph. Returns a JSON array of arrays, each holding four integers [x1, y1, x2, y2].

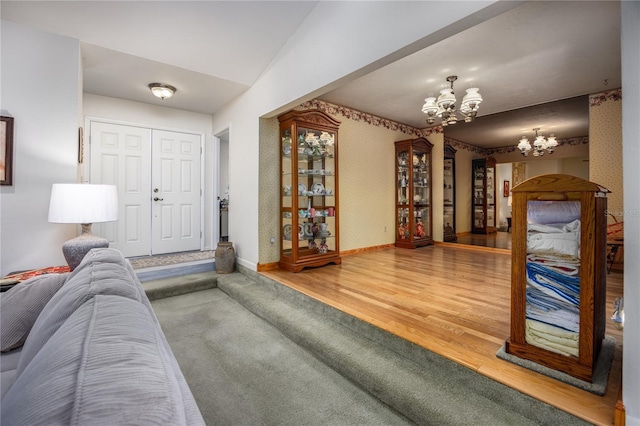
[[525, 319, 579, 357], [528, 201, 581, 225], [527, 220, 581, 258]]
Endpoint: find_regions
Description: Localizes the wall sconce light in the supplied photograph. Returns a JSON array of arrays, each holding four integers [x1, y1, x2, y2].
[[148, 83, 176, 100]]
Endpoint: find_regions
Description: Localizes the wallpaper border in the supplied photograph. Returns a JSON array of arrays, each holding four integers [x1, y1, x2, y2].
[[302, 99, 589, 155]]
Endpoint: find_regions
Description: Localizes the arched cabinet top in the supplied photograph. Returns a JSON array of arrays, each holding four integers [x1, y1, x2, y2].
[[512, 174, 609, 194], [277, 109, 341, 129]]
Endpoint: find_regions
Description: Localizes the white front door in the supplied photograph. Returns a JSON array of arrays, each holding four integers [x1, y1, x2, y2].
[[90, 122, 201, 257], [151, 129, 201, 255]]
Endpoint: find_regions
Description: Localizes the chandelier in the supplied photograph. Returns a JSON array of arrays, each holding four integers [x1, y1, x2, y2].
[[517, 128, 558, 157], [422, 76, 482, 127]]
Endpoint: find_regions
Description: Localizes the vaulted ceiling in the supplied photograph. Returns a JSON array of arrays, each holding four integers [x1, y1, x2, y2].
[[1, 1, 621, 149]]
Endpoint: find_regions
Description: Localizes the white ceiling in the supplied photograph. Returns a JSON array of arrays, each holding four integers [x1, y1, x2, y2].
[[1, 1, 621, 149]]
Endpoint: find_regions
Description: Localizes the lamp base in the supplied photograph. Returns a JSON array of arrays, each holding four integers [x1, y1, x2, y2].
[[62, 234, 109, 271]]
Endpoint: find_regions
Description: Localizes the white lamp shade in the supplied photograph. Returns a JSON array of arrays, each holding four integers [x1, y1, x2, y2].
[[421, 97, 438, 115], [461, 88, 482, 113], [48, 184, 118, 224], [437, 88, 456, 109]]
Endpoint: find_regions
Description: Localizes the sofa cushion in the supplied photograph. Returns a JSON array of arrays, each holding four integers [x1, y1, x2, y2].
[[1, 273, 68, 352], [1, 295, 190, 425], [15, 248, 145, 375]]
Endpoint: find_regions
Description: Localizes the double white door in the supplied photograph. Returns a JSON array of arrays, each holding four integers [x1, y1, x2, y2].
[[90, 121, 201, 258]]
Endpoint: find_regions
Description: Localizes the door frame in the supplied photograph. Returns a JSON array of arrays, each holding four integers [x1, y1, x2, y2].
[[84, 116, 207, 256]]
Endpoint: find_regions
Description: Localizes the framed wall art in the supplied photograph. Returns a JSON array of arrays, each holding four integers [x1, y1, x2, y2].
[[78, 127, 84, 164], [503, 180, 510, 197], [1, 116, 14, 186]]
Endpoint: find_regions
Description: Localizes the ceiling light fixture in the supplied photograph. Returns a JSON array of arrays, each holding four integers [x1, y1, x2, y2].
[[517, 128, 557, 157], [148, 83, 176, 100], [422, 76, 482, 127]]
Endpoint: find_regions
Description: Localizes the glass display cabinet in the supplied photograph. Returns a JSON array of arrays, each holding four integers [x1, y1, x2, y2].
[[443, 145, 457, 242], [394, 137, 433, 249], [278, 110, 341, 272], [472, 157, 497, 234], [505, 174, 609, 382]]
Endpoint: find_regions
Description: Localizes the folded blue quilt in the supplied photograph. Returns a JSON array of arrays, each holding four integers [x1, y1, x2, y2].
[[526, 261, 580, 306], [526, 286, 580, 332]]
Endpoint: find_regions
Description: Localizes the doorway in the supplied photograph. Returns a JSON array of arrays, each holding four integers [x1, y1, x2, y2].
[[89, 121, 203, 258], [217, 129, 230, 242]]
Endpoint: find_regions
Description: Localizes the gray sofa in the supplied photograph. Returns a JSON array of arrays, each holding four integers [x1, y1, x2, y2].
[[0, 248, 205, 425]]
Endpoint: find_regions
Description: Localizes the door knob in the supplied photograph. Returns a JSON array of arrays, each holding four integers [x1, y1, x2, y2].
[[154, 197, 164, 202]]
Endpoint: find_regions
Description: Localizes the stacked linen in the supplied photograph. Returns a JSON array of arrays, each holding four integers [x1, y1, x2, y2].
[[525, 318, 579, 357], [525, 202, 581, 357], [526, 220, 581, 258]]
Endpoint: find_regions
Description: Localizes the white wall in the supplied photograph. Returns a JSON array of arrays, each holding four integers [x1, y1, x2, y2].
[[495, 163, 511, 229], [82, 94, 216, 250], [621, 1, 640, 421], [0, 21, 80, 275], [212, 1, 512, 268]]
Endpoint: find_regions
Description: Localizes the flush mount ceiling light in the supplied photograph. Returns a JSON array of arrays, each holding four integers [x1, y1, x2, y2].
[[148, 83, 176, 100], [421, 76, 482, 127], [517, 128, 558, 157]]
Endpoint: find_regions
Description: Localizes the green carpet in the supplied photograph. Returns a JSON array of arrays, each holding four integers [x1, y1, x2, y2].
[[150, 270, 590, 425], [151, 288, 411, 425]]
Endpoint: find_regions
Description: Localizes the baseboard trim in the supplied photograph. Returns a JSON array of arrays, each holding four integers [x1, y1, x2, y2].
[[340, 243, 395, 256]]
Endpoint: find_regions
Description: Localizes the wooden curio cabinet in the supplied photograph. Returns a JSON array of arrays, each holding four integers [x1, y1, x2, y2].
[[505, 174, 609, 382], [471, 157, 497, 234], [394, 137, 433, 248], [443, 145, 457, 242], [278, 110, 341, 272]]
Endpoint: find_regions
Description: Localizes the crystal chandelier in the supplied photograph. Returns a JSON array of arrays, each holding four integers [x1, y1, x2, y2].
[[422, 76, 482, 127], [517, 128, 558, 157]]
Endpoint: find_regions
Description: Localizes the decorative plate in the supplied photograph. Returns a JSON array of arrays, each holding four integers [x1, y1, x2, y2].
[[283, 224, 292, 240], [298, 183, 306, 195], [311, 183, 325, 194]]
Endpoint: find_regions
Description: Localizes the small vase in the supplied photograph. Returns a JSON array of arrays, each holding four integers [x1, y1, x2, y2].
[[215, 241, 235, 274]]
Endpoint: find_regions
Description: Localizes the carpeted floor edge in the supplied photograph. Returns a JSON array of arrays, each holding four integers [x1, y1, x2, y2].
[[496, 336, 616, 395], [218, 270, 589, 426]]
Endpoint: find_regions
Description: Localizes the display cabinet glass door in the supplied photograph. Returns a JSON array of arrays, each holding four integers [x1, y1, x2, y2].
[[278, 109, 341, 272], [472, 157, 497, 234], [397, 149, 410, 240], [486, 165, 496, 229], [413, 148, 431, 240], [443, 145, 456, 242], [394, 137, 433, 248]]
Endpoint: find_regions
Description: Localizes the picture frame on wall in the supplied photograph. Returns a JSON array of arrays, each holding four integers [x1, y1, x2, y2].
[[503, 180, 510, 197], [1, 116, 14, 186], [78, 127, 84, 164]]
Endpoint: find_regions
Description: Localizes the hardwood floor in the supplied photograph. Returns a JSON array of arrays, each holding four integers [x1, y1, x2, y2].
[[454, 230, 513, 250], [261, 243, 623, 426]]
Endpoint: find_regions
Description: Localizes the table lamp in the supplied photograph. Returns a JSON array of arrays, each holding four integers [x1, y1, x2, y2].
[[48, 183, 118, 270]]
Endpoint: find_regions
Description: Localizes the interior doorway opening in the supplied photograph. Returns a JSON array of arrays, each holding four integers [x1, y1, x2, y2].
[[217, 129, 230, 242]]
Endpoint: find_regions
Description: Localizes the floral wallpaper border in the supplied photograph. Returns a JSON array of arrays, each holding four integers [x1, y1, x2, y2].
[[302, 99, 589, 155], [300, 99, 426, 138], [589, 88, 622, 107]]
